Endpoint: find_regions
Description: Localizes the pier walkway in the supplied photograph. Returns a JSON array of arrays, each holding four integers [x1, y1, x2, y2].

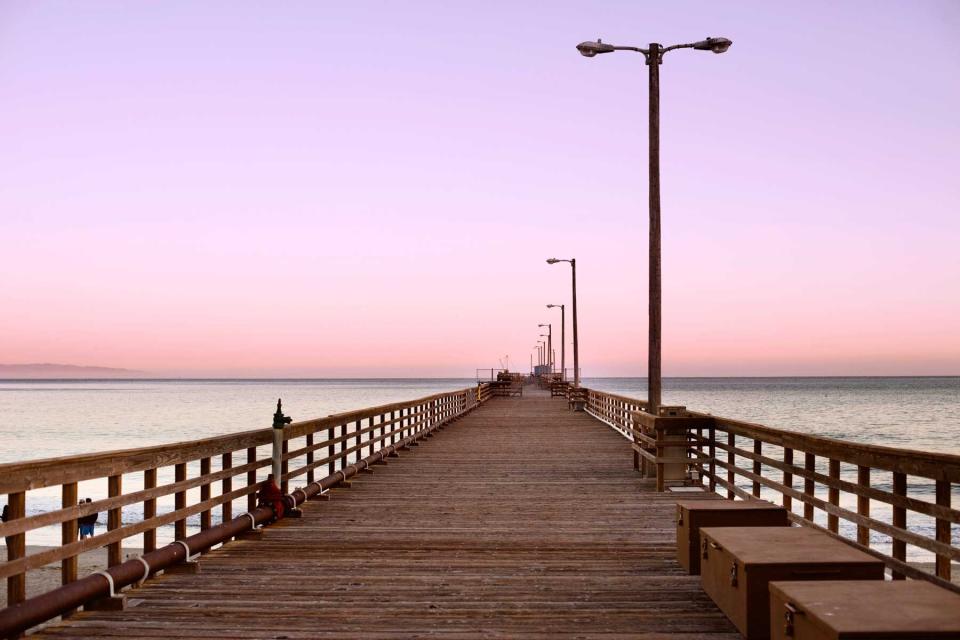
[[33, 389, 736, 639]]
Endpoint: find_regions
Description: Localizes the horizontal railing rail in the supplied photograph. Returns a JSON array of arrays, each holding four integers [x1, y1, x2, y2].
[[0, 383, 494, 626], [582, 387, 960, 594]]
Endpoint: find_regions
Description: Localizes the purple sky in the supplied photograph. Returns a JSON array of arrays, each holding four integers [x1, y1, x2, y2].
[[1, 1, 958, 377]]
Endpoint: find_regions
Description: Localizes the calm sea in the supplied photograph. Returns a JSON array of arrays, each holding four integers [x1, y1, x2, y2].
[[1, 377, 957, 551]]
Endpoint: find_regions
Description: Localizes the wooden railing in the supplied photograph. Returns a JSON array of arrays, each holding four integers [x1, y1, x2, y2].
[[582, 388, 960, 593], [0, 384, 493, 611], [584, 389, 648, 440], [690, 410, 960, 591]]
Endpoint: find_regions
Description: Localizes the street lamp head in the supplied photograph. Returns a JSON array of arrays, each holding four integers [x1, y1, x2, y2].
[[546, 304, 558, 308], [692, 36, 732, 54], [576, 39, 616, 57], [546, 258, 559, 264]]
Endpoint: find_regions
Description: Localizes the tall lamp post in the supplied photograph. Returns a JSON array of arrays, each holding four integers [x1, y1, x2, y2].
[[546, 304, 565, 380], [538, 324, 552, 374], [546, 258, 579, 387], [575, 35, 732, 413]]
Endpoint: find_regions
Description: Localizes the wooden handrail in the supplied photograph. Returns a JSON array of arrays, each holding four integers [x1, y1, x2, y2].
[[582, 387, 960, 592], [0, 384, 495, 612]]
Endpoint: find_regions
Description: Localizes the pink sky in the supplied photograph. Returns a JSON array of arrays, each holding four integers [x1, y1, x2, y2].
[[1, 1, 958, 377]]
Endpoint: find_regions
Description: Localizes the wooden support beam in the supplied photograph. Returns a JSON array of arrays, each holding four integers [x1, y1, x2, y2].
[[827, 459, 840, 533], [936, 479, 952, 581], [200, 457, 211, 531], [803, 453, 815, 521], [143, 468, 157, 553], [107, 474, 122, 567], [61, 482, 78, 592], [174, 463, 187, 540], [891, 471, 907, 579], [221, 453, 232, 525], [857, 466, 870, 546]]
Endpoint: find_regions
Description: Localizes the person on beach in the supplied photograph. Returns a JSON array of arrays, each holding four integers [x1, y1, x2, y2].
[[78, 498, 97, 538], [1, 504, 8, 522], [257, 474, 285, 521]]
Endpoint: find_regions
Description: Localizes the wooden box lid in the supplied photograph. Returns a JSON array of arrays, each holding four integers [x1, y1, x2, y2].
[[770, 580, 960, 637], [699, 526, 880, 565], [676, 499, 784, 512]]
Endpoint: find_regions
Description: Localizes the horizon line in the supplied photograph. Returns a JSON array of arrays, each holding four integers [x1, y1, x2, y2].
[[1, 374, 957, 381]]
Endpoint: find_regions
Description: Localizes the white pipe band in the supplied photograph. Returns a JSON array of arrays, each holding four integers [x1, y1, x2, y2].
[[241, 512, 256, 530], [172, 540, 197, 562], [133, 556, 151, 586], [93, 571, 115, 598]]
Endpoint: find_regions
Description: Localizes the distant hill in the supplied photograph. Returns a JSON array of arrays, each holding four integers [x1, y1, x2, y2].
[[0, 363, 147, 379]]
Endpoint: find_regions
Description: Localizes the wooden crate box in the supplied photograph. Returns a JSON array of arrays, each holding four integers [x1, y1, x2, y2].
[[676, 499, 789, 574], [700, 527, 884, 640], [769, 580, 960, 640]]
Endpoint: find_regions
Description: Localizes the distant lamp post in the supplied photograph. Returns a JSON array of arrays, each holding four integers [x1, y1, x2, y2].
[[538, 323, 553, 374], [547, 258, 579, 387], [575, 35, 731, 413], [546, 304, 565, 380]]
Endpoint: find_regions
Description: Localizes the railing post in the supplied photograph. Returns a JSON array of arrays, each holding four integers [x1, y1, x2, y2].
[[200, 457, 211, 531], [827, 459, 840, 533], [107, 474, 122, 567], [221, 452, 233, 524], [752, 440, 761, 498], [246, 447, 257, 512], [655, 426, 665, 492], [327, 426, 335, 476], [281, 439, 289, 495], [803, 453, 815, 521], [726, 433, 735, 499], [368, 417, 374, 455], [935, 479, 952, 581], [695, 424, 704, 483], [306, 434, 314, 485], [5, 490, 25, 607], [857, 466, 870, 546], [782, 448, 793, 512], [144, 468, 157, 553], [272, 399, 291, 492], [891, 471, 907, 579], [175, 463, 187, 539], [61, 482, 78, 591], [708, 425, 716, 492]]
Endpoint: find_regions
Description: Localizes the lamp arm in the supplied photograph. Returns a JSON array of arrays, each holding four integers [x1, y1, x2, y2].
[[661, 42, 697, 54], [611, 45, 649, 54]]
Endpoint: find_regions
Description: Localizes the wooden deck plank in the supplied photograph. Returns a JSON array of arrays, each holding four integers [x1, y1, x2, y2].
[[32, 389, 737, 639]]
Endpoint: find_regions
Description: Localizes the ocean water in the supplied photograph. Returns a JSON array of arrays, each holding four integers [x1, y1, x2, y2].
[[588, 376, 960, 455], [1, 377, 957, 554]]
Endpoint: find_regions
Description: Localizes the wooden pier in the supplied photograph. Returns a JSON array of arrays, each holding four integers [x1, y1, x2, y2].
[[2, 379, 958, 638], [27, 388, 737, 639]]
